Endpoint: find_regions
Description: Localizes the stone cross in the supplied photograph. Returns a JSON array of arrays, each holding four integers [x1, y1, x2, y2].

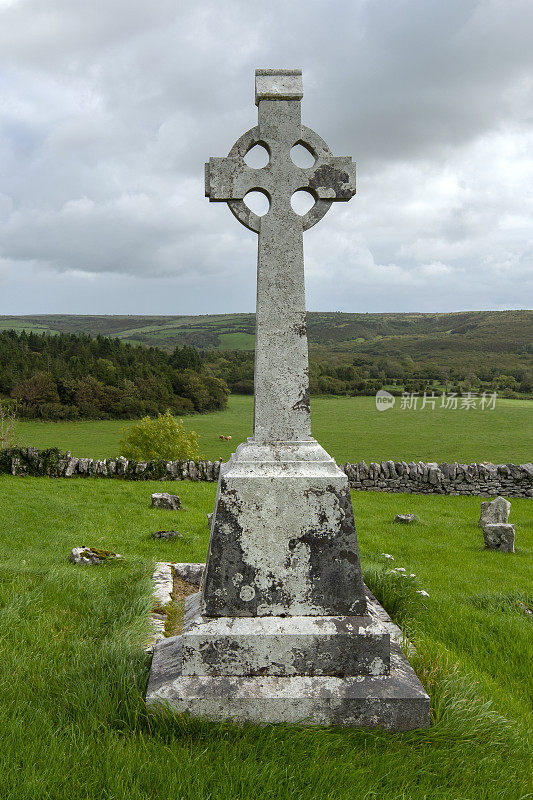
[[146, 70, 430, 730], [205, 68, 355, 442]]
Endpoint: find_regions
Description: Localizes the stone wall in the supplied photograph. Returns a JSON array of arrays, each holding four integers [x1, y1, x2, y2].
[[1, 447, 531, 498], [1, 447, 221, 482], [342, 460, 532, 498]]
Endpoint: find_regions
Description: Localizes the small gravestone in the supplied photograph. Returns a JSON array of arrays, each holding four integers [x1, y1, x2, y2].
[[151, 492, 181, 510], [69, 546, 122, 565], [151, 530, 183, 540], [478, 496, 510, 527], [482, 523, 515, 552], [394, 514, 417, 524], [146, 68, 429, 730]]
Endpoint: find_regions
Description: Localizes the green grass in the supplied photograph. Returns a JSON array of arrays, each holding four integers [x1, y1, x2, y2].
[[0, 476, 531, 799], [16, 394, 533, 464], [217, 332, 256, 349]]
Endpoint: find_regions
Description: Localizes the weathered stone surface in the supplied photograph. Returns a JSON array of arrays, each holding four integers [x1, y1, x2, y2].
[[205, 71, 354, 443], [479, 496, 511, 527], [482, 523, 515, 552], [151, 530, 183, 540], [172, 563, 205, 586], [394, 514, 417, 524], [201, 440, 367, 618], [69, 546, 121, 565], [182, 593, 389, 677], [147, 585, 429, 730], [152, 562, 173, 607], [151, 492, 181, 510]]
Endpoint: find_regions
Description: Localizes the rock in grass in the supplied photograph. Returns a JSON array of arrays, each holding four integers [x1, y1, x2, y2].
[[207, 513, 213, 529], [478, 496, 510, 528], [394, 514, 418, 524], [69, 546, 122, 565], [151, 530, 183, 540], [482, 523, 515, 553], [151, 492, 181, 510]]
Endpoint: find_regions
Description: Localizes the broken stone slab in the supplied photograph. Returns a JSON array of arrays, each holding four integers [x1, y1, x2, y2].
[[482, 523, 515, 553], [69, 546, 122, 565], [151, 530, 183, 540], [152, 562, 174, 607], [172, 562, 205, 586], [151, 492, 181, 510], [478, 496, 510, 527], [394, 514, 417, 524]]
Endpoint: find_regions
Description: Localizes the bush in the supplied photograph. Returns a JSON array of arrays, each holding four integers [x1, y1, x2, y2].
[[119, 410, 199, 461]]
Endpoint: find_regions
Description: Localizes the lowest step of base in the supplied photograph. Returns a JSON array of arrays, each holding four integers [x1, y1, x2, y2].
[[146, 585, 429, 730]]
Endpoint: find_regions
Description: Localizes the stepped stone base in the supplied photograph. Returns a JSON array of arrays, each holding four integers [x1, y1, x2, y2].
[[146, 586, 430, 730]]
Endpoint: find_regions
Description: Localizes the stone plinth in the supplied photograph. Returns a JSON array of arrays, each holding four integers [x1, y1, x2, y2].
[[201, 440, 367, 618], [147, 586, 429, 730], [181, 593, 389, 677]]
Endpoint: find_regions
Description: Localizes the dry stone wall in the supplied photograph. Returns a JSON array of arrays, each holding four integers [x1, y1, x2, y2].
[[342, 460, 532, 498], [1, 447, 531, 498]]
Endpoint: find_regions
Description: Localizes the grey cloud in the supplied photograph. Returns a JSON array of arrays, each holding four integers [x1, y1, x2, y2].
[[0, 0, 531, 313]]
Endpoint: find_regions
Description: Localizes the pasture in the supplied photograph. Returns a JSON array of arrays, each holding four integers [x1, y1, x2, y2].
[[0, 475, 531, 799], [15, 394, 533, 464]]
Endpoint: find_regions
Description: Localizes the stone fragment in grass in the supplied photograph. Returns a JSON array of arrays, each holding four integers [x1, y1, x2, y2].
[[173, 562, 205, 586], [151, 492, 181, 510], [69, 546, 122, 565], [151, 530, 183, 540], [482, 523, 515, 553], [394, 514, 417, 524], [478, 496, 510, 528]]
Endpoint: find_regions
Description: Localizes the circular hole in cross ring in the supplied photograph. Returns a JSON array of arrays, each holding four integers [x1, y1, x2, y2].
[[291, 189, 316, 216], [290, 143, 316, 168], [243, 190, 270, 216], [244, 143, 270, 168]]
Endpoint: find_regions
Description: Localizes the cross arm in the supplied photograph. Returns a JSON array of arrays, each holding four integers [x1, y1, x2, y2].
[[307, 157, 356, 201], [205, 157, 267, 201]]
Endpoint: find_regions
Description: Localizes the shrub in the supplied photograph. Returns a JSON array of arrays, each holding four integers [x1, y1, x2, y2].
[[119, 410, 199, 461]]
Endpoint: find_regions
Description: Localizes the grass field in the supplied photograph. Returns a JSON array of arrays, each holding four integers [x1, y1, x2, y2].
[[15, 394, 533, 464], [0, 475, 531, 799]]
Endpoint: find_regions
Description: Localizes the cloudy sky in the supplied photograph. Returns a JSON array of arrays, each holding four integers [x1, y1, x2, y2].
[[0, 0, 531, 315]]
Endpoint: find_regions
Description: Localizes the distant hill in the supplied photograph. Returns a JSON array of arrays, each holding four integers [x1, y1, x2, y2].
[[1, 311, 531, 396], [0, 310, 530, 353]]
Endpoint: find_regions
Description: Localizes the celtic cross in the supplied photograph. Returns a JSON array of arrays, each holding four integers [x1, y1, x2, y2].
[[205, 69, 356, 442]]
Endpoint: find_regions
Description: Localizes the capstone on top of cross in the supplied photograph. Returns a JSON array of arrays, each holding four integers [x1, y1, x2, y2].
[[255, 68, 303, 105], [205, 68, 356, 233]]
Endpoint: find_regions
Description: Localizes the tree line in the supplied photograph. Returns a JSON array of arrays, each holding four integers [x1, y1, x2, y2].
[[204, 349, 531, 397], [0, 330, 228, 420]]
